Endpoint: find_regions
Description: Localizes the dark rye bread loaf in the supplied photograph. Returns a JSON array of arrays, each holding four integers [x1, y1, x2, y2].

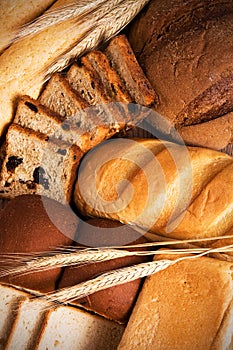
[[59, 218, 151, 324], [0, 195, 78, 292], [129, 0, 233, 147]]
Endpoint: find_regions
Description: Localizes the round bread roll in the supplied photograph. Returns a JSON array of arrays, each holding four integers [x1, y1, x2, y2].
[[128, 0, 233, 150], [0, 194, 79, 292], [59, 218, 151, 323]]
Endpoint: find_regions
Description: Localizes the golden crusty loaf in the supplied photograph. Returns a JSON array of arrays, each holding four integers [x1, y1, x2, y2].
[[128, 0, 233, 149], [118, 253, 233, 350], [74, 138, 233, 241], [0, 0, 55, 54]]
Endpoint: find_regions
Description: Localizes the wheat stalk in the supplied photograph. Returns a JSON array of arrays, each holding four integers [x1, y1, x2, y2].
[[1, 241, 233, 279], [38, 259, 174, 304], [32, 243, 233, 305], [46, 0, 150, 75], [15, 0, 110, 39]]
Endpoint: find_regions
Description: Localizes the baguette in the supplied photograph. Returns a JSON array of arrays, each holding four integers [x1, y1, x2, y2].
[[0, 0, 56, 54], [74, 138, 233, 241]]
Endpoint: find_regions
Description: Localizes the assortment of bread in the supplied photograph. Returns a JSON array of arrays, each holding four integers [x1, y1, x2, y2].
[[0, 0, 233, 349]]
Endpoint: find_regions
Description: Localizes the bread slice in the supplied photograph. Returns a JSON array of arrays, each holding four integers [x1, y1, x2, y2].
[[35, 305, 124, 350], [105, 34, 157, 107], [0, 284, 28, 350], [118, 253, 233, 350], [5, 298, 49, 350], [0, 124, 83, 204], [82, 50, 132, 104], [66, 61, 112, 106], [39, 73, 89, 118]]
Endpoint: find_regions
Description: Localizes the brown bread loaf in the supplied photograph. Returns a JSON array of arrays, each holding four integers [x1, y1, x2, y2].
[[74, 138, 233, 242], [59, 218, 151, 323], [128, 0, 233, 149], [0, 194, 78, 292]]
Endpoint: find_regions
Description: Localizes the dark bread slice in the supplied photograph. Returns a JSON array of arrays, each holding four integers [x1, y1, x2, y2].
[[82, 50, 132, 103], [0, 124, 83, 204], [105, 34, 157, 108]]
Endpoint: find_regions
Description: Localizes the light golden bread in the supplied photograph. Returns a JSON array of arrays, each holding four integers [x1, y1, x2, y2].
[[0, 0, 56, 53], [118, 253, 233, 350], [74, 138, 233, 241]]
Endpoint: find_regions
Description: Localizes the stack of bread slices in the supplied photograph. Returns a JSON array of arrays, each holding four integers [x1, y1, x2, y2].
[[0, 34, 156, 205], [0, 284, 124, 350]]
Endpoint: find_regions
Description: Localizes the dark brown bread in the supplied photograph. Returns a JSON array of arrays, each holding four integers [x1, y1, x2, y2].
[[82, 50, 132, 104], [59, 218, 151, 323], [129, 0, 233, 146], [0, 195, 79, 292]]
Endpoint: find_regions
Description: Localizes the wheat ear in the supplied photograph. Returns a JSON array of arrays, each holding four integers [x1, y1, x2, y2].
[[46, 0, 150, 75], [34, 243, 233, 305]]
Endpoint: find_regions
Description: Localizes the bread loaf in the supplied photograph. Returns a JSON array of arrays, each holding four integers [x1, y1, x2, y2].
[[118, 253, 233, 350], [74, 138, 233, 241], [0, 0, 55, 53], [0, 195, 78, 292], [59, 218, 151, 323], [35, 305, 124, 350], [128, 0, 233, 149], [0, 0, 92, 137]]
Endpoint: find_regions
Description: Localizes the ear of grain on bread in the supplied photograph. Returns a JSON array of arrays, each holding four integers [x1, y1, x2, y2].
[[74, 138, 233, 241], [0, 0, 95, 137], [0, 0, 56, 54], [118, 253, 233, 350], [0, 124, 83, 204]]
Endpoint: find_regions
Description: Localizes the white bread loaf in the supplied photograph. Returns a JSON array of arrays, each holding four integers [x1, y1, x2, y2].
[[35, 305, 124, 350], [5, 298, 49, 350], [118, 253, 233, 350], [74, 138, 233, 241], [0, 284, 28, 350], [0, 0, 55, 54], [0, 0, 91, 137]]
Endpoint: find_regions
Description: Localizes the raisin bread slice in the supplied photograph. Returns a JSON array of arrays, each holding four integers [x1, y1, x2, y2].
[[37, 72, 124, 151], [0, 124, 83, 204], [105, 34, 157, 108]]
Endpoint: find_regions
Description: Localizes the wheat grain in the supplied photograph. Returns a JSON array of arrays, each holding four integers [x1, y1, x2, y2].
[[39, 259, 174, 304]]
